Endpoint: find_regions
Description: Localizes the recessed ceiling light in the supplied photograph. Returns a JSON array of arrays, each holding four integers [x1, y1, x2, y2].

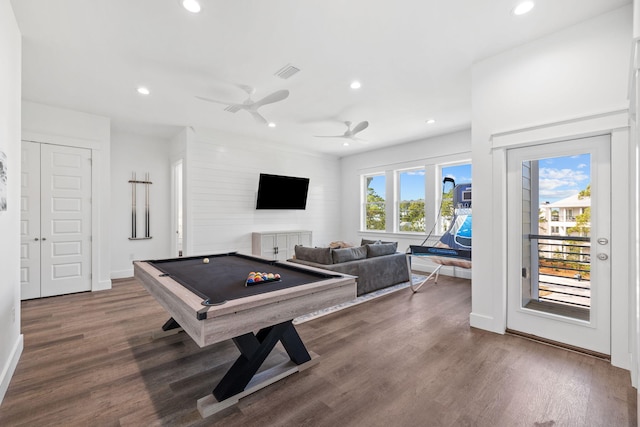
[[137, 87, 150, 95], [350, 81, 361, 90], [267, 122, 276, 128], [426, 119, 436, 124], [181, 0, 201, 13], [343, 142, 350, 147], [512, 1, 534, 16]]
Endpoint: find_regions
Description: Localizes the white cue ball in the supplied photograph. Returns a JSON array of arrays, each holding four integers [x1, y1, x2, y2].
[[203, 258, 209, 264]]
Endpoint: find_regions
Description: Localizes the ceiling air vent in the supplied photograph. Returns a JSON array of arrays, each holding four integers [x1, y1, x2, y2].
[[274, 64, 300, 79]]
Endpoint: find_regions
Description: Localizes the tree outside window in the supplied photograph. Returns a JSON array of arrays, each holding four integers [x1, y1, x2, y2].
[[365, 175, 385, 230], [398, 169, 425, 232]]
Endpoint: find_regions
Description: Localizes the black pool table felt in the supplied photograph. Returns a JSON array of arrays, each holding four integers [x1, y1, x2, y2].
[[148, 253, 337, 306]]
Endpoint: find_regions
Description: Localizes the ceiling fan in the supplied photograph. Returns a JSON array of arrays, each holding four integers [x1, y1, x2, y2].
[[315, 121, 369, 140], [196, 85, 289, 124]]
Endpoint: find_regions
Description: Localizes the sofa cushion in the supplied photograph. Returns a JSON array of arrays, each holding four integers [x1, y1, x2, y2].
[[294, 245, 333, 265], [332, 245, 367, 264], [366, 242, 398, 258]]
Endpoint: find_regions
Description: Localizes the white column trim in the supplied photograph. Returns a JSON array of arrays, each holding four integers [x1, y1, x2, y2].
[[0, 334, 23, 406]]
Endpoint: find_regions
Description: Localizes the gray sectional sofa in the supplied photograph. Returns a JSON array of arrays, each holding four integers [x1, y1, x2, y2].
[[287, 240, 410, 296]]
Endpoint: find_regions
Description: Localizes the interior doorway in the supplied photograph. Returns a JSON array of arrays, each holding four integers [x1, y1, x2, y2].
[[172, 160, 183, 257]]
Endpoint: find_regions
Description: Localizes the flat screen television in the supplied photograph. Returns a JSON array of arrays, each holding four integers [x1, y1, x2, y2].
[[256, 173, 310, 210]]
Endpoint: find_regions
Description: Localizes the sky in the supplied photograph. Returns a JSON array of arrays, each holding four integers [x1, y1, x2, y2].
[[368, 156, 590, 204], [537, 154, 590, 204]]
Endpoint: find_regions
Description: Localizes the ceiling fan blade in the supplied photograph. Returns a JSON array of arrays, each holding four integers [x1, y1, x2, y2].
[[352, 121, 369, 135], [253, 90, 290, 108], [250, 111, 268, 124], [195, 95, 235, 106]]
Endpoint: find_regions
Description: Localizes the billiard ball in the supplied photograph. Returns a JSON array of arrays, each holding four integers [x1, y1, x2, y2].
[[203, 258, 209, 264]]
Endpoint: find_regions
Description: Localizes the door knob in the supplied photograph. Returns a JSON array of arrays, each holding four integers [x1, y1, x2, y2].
[[597, 238, 608, 245], [597, 253, 608, 261], [41, 237, 47, 241], [34, 238, 39, 241]]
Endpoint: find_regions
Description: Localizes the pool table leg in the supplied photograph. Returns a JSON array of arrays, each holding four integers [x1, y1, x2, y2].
[[212, 320, 311, 401], [161, 317, 180, 331]]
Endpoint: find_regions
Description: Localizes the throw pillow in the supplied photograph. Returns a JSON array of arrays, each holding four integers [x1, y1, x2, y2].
[[294, 245, 333, 264], [332, 245, 367, 263], [329, 240, 354, 249], [361, 238, 382, 245], [366, 242, 398, 258]]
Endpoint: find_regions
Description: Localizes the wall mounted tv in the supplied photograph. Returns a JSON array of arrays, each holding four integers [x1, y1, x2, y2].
[[256, 173, 310, 210]]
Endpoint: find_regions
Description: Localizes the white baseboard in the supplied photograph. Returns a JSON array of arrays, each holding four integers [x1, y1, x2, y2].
[[0, 334, 23, 406], [470, 312, 503, 333], [94, 279, 112, 291], [110, 269, 133, 280]]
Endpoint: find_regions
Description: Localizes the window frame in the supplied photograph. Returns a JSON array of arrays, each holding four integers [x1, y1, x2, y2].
[[437, 161, 473, 235], [396, 167, 426, 233], [358, 155, 471, 237], [362, 172, 387, 232]]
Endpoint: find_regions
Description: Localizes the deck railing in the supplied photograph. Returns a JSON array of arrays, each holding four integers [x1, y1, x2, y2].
[[530, 234, 591, 308]]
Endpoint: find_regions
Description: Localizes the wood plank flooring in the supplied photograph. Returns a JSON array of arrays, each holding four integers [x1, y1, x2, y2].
[[0, 276, 636, 426]]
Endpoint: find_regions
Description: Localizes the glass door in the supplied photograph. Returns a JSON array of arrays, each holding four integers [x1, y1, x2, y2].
[[506, 135, 611, 355]]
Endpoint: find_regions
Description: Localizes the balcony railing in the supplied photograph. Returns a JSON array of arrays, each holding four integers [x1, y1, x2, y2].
[[530, 234, 591, 308]]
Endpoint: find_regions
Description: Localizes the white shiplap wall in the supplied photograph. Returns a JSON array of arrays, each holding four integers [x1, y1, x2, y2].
[[184, 128, 342, 256]]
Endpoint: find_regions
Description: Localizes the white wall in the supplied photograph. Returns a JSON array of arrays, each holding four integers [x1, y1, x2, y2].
[[180, 127, 342, 257], [22, 101, 112, 291], [470, 5, 632, 367], [340, 128, 471, 275], [0, 0, 22, 405], [110, 132, 172, 278]]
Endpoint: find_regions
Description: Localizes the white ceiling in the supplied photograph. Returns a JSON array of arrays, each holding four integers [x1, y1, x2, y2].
[[11, 0, 631, 156]]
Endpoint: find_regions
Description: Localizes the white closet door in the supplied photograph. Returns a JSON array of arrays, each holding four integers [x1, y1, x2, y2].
[[40, 143, 92, 297], [21, 142, 93, 299], [20, 141, 42, 299]]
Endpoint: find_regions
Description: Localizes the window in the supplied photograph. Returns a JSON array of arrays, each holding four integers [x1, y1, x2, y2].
[[439, 163, 472, 234], [360, 158, 471, 234], [364, 174, 385, 231], [398, 168, 425, 232]]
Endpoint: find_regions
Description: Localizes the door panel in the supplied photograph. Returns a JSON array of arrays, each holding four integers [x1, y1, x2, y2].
[[20, 142, 92, 299], [20, 141, 41, 299], [506, 135, 611, 354], [40, 144, 92, 297]]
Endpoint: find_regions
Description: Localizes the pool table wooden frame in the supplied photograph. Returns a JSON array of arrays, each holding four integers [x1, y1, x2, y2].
[[133, 253, 357, 417]]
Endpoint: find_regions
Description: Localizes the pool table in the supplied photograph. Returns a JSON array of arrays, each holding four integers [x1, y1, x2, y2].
[[133, 252, 356, 417]]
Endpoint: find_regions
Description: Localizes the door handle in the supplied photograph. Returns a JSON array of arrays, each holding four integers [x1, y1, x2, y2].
[[41, 237, 47, 241], [34, 238, 39, 241], [597, 253, 608, 261], [597, 238, 608, 245]]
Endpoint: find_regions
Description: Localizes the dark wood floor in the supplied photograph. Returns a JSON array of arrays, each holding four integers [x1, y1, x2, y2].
[[0, 276, 636, 426]]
